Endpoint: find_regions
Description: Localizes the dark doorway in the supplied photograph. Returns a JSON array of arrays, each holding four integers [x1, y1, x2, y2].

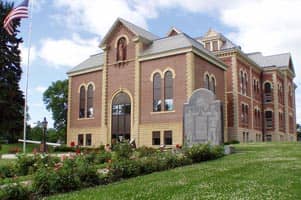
[[111, 92, 131, 142]]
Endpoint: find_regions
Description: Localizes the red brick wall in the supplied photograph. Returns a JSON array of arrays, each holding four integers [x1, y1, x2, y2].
[[70, 70, 102, 128], [194, 55, 225, 102], [140, 54, 187, 123]]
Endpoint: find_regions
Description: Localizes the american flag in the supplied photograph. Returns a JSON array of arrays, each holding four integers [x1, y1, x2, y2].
[[3, 0, 29, 35]]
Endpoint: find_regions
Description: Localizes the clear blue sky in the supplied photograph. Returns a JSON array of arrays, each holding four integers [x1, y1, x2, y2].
[[10, 0, 301, 127]]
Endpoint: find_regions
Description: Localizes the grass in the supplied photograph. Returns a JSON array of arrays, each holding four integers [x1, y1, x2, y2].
[[47, 143, 301, 200], [0, 143, 40, 154]]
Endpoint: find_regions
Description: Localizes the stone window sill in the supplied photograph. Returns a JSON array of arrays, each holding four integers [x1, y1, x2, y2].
[[150, 110, 175, 115], [77, 117, 95, 120]]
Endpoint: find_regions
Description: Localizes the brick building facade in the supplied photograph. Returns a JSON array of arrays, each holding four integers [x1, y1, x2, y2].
[[66, 18, 296, 147]]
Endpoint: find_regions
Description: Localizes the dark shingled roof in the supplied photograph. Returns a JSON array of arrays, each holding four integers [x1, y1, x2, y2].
[[247, 52, 291, 68]]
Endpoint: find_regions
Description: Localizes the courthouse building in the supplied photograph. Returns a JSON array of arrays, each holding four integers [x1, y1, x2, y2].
[[66, 18, 297, 147]]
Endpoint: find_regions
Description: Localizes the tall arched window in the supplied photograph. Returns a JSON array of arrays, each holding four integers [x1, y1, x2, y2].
[[116, 37, 127, 61], [164, 71, 173, 111], [204, 74, 210, 89], [79, 86, 86, 118], [244, 72, 248, 95], [153, 73, 161, 112], [264, 82, 272, 103], [87, 84, 94, 118], [210, 76, 216, 94], [240, 71, 244, 94]]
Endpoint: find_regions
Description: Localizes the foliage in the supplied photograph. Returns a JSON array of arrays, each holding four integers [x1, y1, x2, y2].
[[27, 126, 43, 141], [53, 145, 75, 152], [112, 142, 133, 159], [135, 146, 157, 157], [184, 144, 224, 163], [14, 154, 37, 176], [43, 79, 68, 143], [0, 183, 31, 200], [224, 140, 240, 145], [0, 164, 15, 178], [111, 159, 141, 179], [0, 1, 25, 143], [94, 151, 112, 164]]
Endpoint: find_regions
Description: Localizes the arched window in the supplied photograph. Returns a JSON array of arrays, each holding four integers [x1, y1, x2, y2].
[[116, 37, 127, 61], [264, 82, 272, 103], [164, 71, 173, 111], [244, 72, 248, 95], [153, 73, 161, 112], [240, 71, 244, 94], [204, 74, 210, 89], [210, 76, 216, 94], [87, 84, 94, 118], [79, 86, 86, 118]]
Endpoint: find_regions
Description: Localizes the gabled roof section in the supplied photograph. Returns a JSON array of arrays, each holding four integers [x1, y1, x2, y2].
[[67, 53, 103, 75], [204, 28, 220, 38], [141, 33, 226, 69], [247, 52, 295, 74], [99, 18, 159, 47], [166, 27, 182, 37]]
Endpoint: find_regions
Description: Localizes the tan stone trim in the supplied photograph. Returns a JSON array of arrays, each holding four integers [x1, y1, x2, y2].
[[224, 70, 228, 142], [68, 67, 103, 77], [192, 48, 227, 70], [87, 82, 96, 91], [232, 54, 239, 139], [150, 69, 164, 81], [114, 34, 130, 48], [101, 51, 108, 143], [273, 72, 279, 133], [108, 88, 134, 145], [250, 67, 254, 130], [150, 110, 176, 115], [185, 52, 195, 99], [134, 41, 142, 145], [67, 76, 72, 145], [107, 59, 135, 66], [163, 67, 176, 79], [77, 83, 86, 93]]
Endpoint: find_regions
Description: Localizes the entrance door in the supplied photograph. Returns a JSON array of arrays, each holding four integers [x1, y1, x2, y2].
[[111, 92, 131, 142]]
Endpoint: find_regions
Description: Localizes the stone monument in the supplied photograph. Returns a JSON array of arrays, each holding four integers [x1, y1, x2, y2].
[[183, 88, 223, 146]]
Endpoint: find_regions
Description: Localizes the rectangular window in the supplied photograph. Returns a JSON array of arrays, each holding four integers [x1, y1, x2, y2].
[[164, 131, 172, 145], [205, 42, 210, 50], [152, 131, 160, 145], [212, 40, 218, 51], [86, 134, 92, 146], [78, 134, 84, 146]]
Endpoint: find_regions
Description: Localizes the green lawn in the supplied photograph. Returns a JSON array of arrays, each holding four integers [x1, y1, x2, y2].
[[47, 143, 301, 200], [0, 143, 40, 154]]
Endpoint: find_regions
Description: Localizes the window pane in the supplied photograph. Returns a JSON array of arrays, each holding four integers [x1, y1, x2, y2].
[[152, 131, 160, 145], [86, 134, 92, 146], [212, 41, 218, 51], [87, 84, 94, 118], [164, 71, 173, 111], [153, 73, 161, 112], [164, 131, 172, 145], [78, 134, 84, 146], [79, 86, 86, 118]]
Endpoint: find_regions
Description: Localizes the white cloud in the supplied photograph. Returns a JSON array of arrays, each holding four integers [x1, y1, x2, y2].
[[39, 34, 99, 67], [35, 86, 47, 93], [20, 45, 37, 67]]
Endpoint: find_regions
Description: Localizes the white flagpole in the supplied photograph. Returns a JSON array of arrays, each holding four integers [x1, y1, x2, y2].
[[23, 0, 34, 153]]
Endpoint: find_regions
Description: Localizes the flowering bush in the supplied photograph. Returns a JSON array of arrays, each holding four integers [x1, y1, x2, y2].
[[112, 142, 133, 159], [70, 141, 75, 147], [184, 144, 224, 163]]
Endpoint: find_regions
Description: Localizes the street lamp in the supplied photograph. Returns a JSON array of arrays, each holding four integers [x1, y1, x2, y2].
[[41, 117, 48, 153]]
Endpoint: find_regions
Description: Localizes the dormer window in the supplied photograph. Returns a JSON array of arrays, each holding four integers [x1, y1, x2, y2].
[[116, 37, 127, 61], [205, 42, 210, 51], [212, 40, 218, 51]]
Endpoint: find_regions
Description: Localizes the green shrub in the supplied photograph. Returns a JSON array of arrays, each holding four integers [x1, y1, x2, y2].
[[15, 154, 37, 176], [185, 144, 224, 163], [136, 146, 157, 157], [111, 159, 141, 178], [95, 151, 112, 164], [76, 157, 100, 187], [53, 145, 75, 152], [224, 140, 240, 145], [33, 167, 57, 196], [112, 142, 133, 159], [0, 164, 15, 178], [0, 183, 31, 200]]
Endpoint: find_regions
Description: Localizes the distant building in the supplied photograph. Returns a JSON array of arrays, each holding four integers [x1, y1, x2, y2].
[[66, 18, 297, 147]]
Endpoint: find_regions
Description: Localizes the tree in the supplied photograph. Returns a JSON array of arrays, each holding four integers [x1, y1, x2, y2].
[[297, 124, 301, 141], [0, 1, 25, 143], [43, 79, 68, 143]]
